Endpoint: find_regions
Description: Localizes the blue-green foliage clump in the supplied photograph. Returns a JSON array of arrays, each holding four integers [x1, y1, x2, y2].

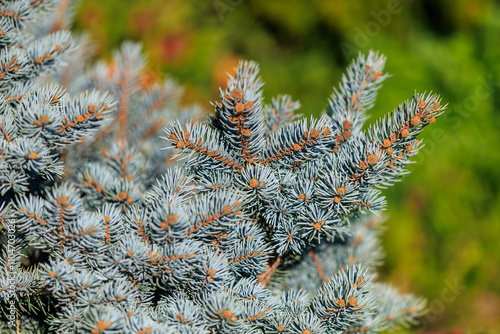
[[0, 1, 446, 333]]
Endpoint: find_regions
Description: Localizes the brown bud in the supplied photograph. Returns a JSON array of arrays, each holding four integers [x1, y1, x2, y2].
[[235, 103, 244, 113], [410, 115, 421, 126], [167, 214, 178, 225], [230, 89, 243, 101], [367, 154, 378, 165], [222, 309, 232, 319], [343, 120, 352, 131], [249, 178, 259, 188], [310, 129, 320, 139]]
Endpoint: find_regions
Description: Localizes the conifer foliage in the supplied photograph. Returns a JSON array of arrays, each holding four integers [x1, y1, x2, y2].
[[0, 1, 447, 333]]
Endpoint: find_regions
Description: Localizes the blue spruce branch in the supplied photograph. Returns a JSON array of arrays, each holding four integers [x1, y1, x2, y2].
[[0, 1, 447, 332]]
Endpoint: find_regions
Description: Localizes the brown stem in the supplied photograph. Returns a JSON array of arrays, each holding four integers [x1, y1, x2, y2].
[[117, 67, 130, 146], [308, 250, 327, 284], [48, 0, 70, 33], [257, 255, 281, 286]]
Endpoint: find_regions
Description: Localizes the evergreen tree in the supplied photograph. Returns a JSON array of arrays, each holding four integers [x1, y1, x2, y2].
[[0, 1, 447, 333]]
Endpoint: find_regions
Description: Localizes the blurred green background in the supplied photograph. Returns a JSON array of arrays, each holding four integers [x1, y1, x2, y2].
[[72, 0, 500, 332]]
